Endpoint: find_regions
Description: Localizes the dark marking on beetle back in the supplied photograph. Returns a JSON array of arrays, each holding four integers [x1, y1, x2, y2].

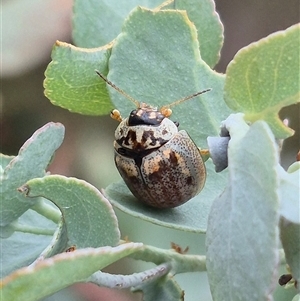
[[169, 151, 178, 165], [142, 130, 156, 146], [126, 130, 137, 145], [186, 176, 193, 185], [148, 170, 163, 182]]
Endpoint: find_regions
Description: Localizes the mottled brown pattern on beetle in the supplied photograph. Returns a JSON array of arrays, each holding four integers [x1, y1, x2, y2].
[[122, 130, 136, 147], [142, 130, 166, 147], [138, 132, 205, 208], [118, 130, 168, 152], [145, 149, 197, 207], [169, 151, 178, 164], [148, 151, 178, 182]]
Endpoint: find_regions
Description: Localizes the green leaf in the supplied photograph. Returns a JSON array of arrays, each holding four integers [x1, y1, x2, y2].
[[280, 219, 300, 293], [224, 23, 300, 138], [22, 175, 120, 249], [161, 0, 223, 67], [108, 7, 231, 147], [206, 119, 280, 301], [0, 243, 143, 301], [0, 209, 57, 278], [133, 275, 183, 301], [104, 160, 227, 233], [73, 0, 164, 47], [0, 122, 65, 226], [44, 41, 113, 115]]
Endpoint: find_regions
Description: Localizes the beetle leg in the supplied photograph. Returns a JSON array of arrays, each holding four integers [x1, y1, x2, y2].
[[199, 148, 210, 162]]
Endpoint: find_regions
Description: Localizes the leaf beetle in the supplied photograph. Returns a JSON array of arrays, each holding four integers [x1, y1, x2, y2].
[[97, 71, 210, 209]]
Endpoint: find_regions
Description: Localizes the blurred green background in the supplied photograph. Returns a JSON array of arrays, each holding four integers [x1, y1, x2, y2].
[[1, 0, 299, 300]]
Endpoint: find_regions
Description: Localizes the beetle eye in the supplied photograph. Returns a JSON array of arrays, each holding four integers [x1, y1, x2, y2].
[[128, 109, 165, 126]]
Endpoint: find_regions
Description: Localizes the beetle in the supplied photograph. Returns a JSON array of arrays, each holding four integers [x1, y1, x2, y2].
[[96, 71, 210, 209]]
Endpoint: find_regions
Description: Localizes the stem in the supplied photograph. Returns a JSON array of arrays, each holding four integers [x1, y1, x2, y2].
[[121, 241, 207, 274], [31, 199, 61, 224], [88, 263, 171, 289], [13, 222, 55, 236], [124, 241, 286, 275]]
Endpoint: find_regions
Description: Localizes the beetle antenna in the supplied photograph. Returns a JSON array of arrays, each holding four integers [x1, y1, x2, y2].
[[96, 71, 140, 107], [167, 88, 212, 109], [160, 88, 211, 117]]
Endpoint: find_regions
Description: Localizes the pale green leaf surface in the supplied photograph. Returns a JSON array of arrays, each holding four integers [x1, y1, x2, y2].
[[0, 155, 15, 170], [104, 160, 227, 233], [278, 162, 300, 224], [1, 243, 143, 301], [224, 24, 300, 138], [1, 221, 19, 239], [280, 161, 300, 293], [73, 0, 163, 47], [23, 175, 120, 248], [41, 289, 83, 301], [108, 7, 231, 148], [133, 275, 183, 301], [206, 120, 280, 301], [288, 161, 300, 174], [161, 0, 223, 67], [44, 41, 113, 115], [220, 113, 250, 143], [0, 209, 56, 278], [35, 220, 69, 261], [292, 295, 300, 301], [280, 219, 300, 292], [0, 122, 65, 226]]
